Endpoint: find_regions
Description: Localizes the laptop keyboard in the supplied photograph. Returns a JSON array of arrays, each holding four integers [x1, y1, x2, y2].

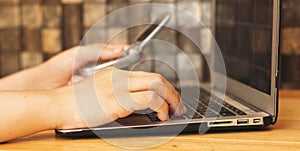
[[147, 88, 246, 122]]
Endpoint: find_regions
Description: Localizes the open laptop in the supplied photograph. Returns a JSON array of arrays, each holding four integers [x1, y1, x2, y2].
[[56, 0, 280, 137]]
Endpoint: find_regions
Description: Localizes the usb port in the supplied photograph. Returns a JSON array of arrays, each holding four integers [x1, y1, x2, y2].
[[237, 119, 249, 125], [253, 119, 261, 123]]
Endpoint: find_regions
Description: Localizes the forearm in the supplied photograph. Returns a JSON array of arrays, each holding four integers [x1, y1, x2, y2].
[[0, 64, 59, 91], [0, 89, 65, 143]]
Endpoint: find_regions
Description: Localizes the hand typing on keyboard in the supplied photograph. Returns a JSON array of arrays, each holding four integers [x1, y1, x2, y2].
[[61, 68, 187, 129]]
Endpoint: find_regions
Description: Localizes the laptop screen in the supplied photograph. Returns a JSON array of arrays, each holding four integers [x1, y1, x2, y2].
[[214, 0, 274, 95]]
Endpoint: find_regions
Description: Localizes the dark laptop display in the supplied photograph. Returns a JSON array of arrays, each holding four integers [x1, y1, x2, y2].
[[215, 0, 274, 94]]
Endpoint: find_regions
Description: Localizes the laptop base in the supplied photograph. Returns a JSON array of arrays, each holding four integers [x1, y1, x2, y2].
[[55, 116, 273, 138]]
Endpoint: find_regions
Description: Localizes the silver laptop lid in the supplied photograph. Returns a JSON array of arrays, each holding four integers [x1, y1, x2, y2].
[[212, 0, 280, 123]]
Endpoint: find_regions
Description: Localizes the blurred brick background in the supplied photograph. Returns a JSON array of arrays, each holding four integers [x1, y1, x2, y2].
[[280, 0, 300, 89], [0, 0, 211, 86], [0, 0, 299, 89]]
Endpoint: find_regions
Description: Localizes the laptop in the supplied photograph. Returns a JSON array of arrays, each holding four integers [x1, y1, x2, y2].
[[56, 0, 280, 137]]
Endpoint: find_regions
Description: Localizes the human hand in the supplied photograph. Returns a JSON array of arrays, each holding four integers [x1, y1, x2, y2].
[[37, 44, 126, 89], [56, 67, 186, 129]]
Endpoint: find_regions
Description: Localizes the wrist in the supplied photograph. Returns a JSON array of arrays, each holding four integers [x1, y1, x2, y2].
[[33, 63, 56, 89], [52, 85, 86, 130], [42, 88, 68, 130], [0, 64, 48, 90]]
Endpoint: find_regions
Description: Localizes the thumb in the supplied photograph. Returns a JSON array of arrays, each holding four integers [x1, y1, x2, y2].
[[99, 46, 125, 62]]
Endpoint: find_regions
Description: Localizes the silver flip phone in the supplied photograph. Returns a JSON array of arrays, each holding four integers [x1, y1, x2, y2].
[[79, 13, 171, 77]]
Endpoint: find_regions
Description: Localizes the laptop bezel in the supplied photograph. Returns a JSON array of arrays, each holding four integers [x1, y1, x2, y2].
[[212, 0, 280, 123]]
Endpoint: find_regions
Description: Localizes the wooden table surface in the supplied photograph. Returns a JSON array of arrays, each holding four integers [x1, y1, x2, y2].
[[1, 90, 300, 150]]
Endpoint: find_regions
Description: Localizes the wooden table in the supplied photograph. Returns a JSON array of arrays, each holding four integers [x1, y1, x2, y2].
[[1, 90, 300, 150]]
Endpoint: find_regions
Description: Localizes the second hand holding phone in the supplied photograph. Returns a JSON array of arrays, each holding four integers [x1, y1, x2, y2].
[[79, 13, 171, 77]]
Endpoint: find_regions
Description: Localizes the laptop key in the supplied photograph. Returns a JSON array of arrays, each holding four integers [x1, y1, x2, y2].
[[219, 107, 236, 116], [201, 99, 210, 105], [208, 102, 222, 110], [192, 113, 203, 119], [146, 112, 160, 122], [185, 109, 197, 119], [184, 98, 198, 107], [236, 111, 247, 115], [204, 111, 219, 117], [223, 102, 247, 115], [231, 107, 246, 115], [196, 104, 207, 112]]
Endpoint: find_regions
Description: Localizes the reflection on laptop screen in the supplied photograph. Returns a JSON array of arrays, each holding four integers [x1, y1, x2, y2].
[[215, 0, 273, 94]]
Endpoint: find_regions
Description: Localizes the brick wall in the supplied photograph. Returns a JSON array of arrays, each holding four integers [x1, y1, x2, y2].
[[0, 0, 210, 86], [280, 0, 300, 89], [0, 0, 299, 89]]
